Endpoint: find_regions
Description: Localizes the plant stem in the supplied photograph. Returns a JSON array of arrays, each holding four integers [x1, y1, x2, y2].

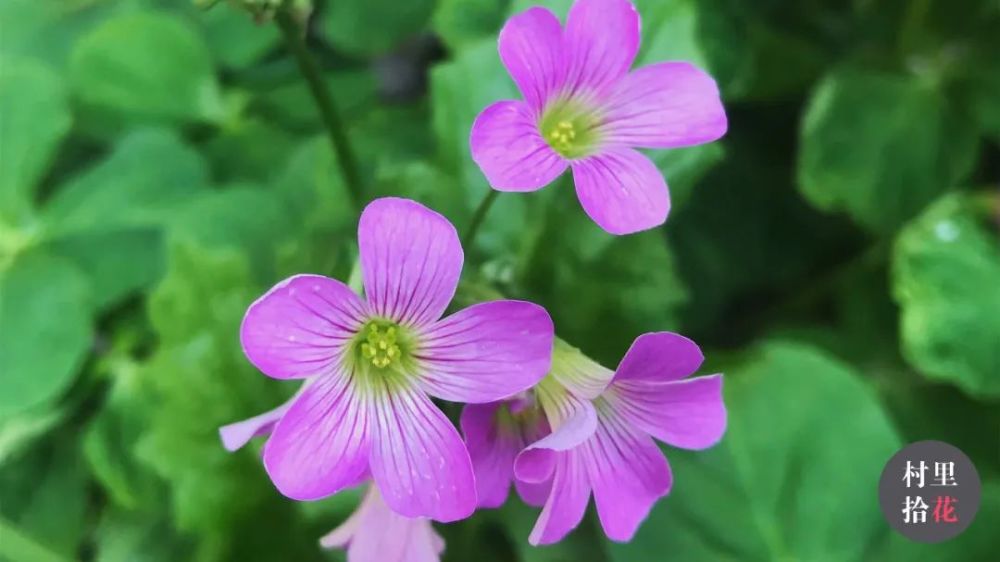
[[462, 190, 500, 248], [274, 8, 363, 211]]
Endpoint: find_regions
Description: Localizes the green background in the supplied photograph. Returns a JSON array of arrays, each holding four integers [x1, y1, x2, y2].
[[1, 0, 998, 560]]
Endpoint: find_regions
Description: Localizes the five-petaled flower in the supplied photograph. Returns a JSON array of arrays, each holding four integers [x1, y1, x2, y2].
[[470, 0, 727, 235], [226, 197, 554, 522], [463, 333, 726, 544]]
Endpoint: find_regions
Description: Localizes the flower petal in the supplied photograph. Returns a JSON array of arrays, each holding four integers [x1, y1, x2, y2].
[[460, 402, 519, 508], [499, 7, 566, 111], [515, 477, 553, 508], [571, 148, 669, 235], [322, 486, 444, 562], [601, 62, 727, 148], [241, 275, 367, 379], [470, 101, 568, 191], [219, 395, 296, 452], [528, 452, 591, 546], [614, 331, 704, 383], [610, 374, 726, 449], [359, 198, 463, 328], [369, 384, 476, 522], [563, 0, 640, 93], [515, 386, 596, 484], [263, 370, 371, 501], [417, 300, 554, 403], [587, 404, 672, 542]]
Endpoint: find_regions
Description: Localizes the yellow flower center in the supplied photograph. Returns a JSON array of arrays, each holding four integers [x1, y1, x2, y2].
[[539, 98, 603, 159], [360, 323, 401, 369], [547, 121, 578, 152]]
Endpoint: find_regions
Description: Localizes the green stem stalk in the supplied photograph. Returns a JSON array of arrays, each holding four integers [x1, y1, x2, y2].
[[275, 8, 364, 211], [462, 190, 500, 249]]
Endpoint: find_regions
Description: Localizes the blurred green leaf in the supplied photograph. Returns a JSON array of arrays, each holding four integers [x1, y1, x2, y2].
[[203, 118, 298, 184], [320, 0, 436, 56], [84, 360, 166, 512], [0, 0, 111, 69], [798, 67, 978, 233], [169, 185, 296, 280], [44, 227, 166, 312], [525, 197, 687, 363], [134, 242, 287, 536], [433, 0, 509, 50], [42, 129, 208, 235], [609, 341, 901, 562], [0, 405, 67, 465], [0, 252, 91, 417], [69, 12, 223, 124], [0, 58, 71, 226], [892, 192, 1000, 398], [693, 0, 830, 100], [272, 136, 355, 232], [431, 38, 517, 197], [0, 434, 89, 558], [36, 129, 208, 309], [93, 510, 193, 562], [200, 3, 280, 69]]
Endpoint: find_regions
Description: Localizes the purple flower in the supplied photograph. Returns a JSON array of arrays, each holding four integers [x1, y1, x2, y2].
[[460, 393, 552, 508], [470, 0, 727, 235], [464, 334, 726, 544], [320, 484, 445, 562], [228, 197, 554, 522]]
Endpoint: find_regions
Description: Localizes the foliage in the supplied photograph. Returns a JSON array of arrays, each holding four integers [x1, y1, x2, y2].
[[0, 0, 997, 561]]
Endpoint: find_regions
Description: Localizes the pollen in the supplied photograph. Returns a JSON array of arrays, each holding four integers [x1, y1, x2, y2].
[[361, 324, 401, 369], [547, 121, 577, 150], [539, 100, 603, 159]]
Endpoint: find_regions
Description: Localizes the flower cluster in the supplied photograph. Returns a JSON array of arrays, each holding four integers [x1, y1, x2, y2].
[[220, 0, 728, 560]]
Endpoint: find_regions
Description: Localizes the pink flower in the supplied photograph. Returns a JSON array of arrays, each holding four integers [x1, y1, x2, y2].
[[470, 0, 727, 235], [320, 485, 445, 562], [226, 197, 554, 522], [459, 393, 552, 508], [464, 334, 726, 544]]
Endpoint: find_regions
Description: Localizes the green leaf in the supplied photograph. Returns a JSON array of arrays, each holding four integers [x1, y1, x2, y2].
[[134, 242, 289, 536], [35, 129, 207, 309], [433, 0, 509, 50], [169, 185, 295, 280], [200, 3, 280, 69], [41, 129, 208, 235], [0, 58, 71, 226], [431, 38, 518, 193], [798, 68, 978, 233], [608, 341, 901, 562], [44, 227, 167, 312], [84, 361, 166, 512], [892, 193, 1000, 398], [69, 12, 222, 124], [93, 510, 193, 562], [693, 0, 829, 100], [272, 136, 355, 232], [0, 434, 90, 559], [0, 0, 112, 69], [525, 196, 688, 363], [0, 252, 91, 417], [0, 405, 67, 465], [320, 0, 436, 56]]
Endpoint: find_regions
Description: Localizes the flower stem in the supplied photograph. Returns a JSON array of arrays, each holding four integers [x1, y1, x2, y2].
[[461, 190, 500, 248], [275, 8, 363, 211]]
